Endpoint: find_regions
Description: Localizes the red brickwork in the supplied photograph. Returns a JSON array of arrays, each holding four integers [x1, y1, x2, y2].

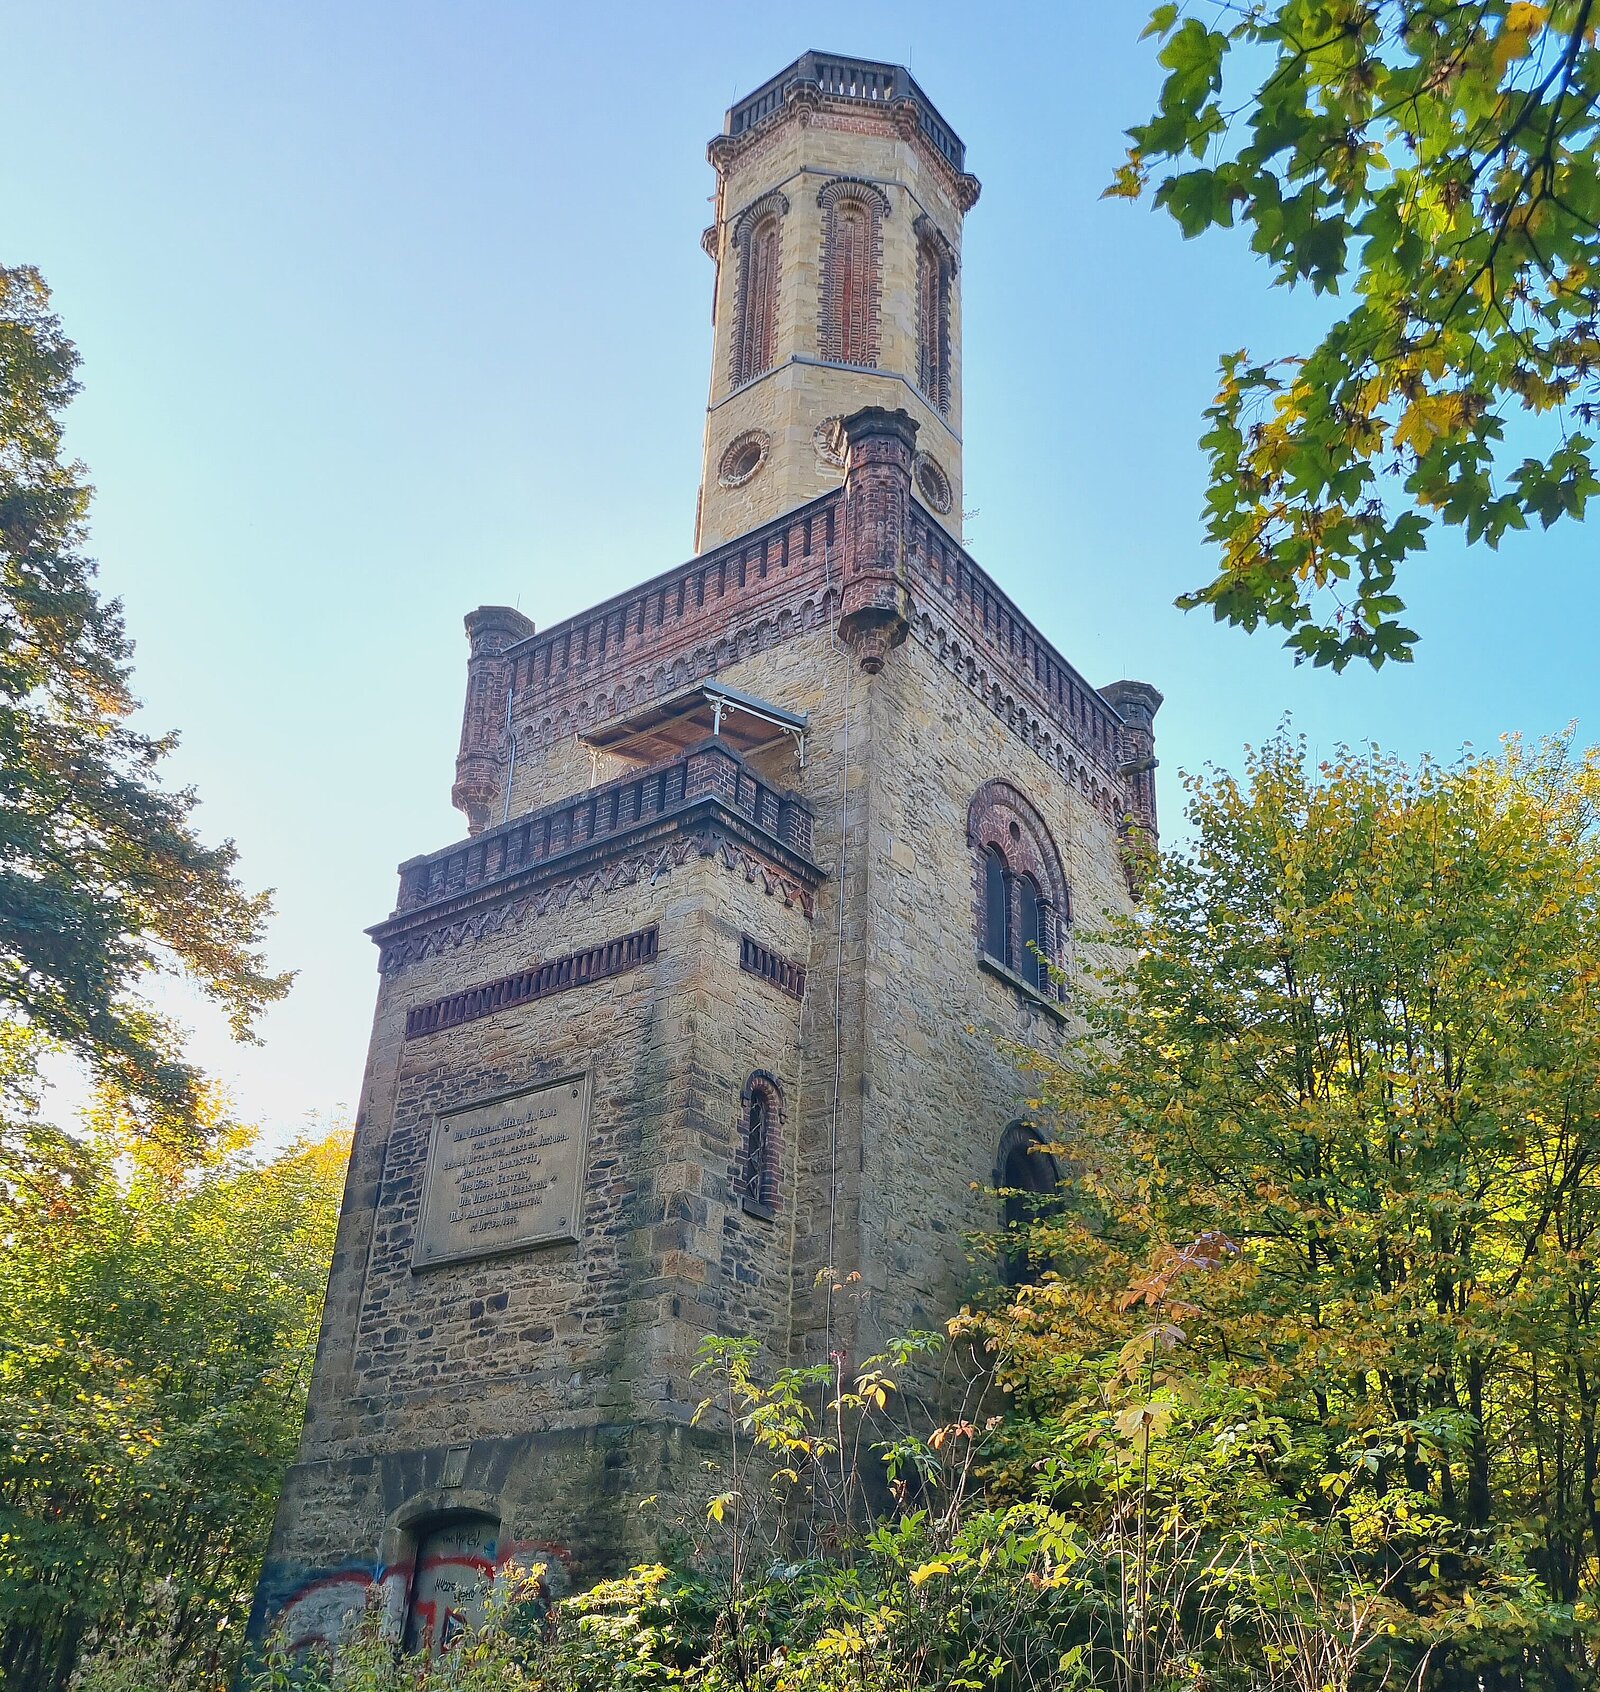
[[966, 781, 1070, 999], [730, 192, 788, 388], [837, 407, 919, 671], [480, 476, 1146, 834], [915, 216, 956, 417], [403, 927, 659, 1040], [739, 933, 807, 1000], [817, 179, 889, 368]]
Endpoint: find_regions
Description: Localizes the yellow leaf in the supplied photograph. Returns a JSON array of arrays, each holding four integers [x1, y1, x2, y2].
[[909, 1561, 951, 1587], [1494, 5, 1546, 74]]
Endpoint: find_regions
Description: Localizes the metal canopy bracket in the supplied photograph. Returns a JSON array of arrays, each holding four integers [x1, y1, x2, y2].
[[582, 681, 809, 769]]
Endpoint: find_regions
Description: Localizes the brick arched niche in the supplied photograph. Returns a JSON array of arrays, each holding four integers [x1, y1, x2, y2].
[[914, 213, 957, 416], [817, 177, 890, 369], [730, 190, 789, 388], [967, 780, 1069, 999], [738, 1069, 784, 1219]]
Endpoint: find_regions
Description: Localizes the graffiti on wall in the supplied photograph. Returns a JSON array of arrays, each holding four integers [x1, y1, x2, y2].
[[256, 1533, 571, 1659]]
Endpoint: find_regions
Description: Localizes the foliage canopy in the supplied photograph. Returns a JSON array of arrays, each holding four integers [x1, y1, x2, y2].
[[1006, 728, 1600, 1688], [0, 263, 289, 1165], [1116, 3, 1600, 666], [0, 1117, 347, 1691]]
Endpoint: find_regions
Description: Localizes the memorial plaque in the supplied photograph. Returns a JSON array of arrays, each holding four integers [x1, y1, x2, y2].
[[414, 1074, 591, 1270]]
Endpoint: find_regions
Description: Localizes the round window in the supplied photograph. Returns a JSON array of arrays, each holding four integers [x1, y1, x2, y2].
[[813, 416, 848, 470], [914, 451, 953, 514], [718, 430, 770, 488]]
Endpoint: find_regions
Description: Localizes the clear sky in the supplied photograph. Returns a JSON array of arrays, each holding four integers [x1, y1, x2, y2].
[[5, 1, 1594, 1143]]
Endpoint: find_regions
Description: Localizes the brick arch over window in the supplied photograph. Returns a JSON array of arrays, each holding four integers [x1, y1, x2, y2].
[[739, 1069, 784, 1218], [730, 191, 789, 388], [817, 178, 890, 368], [968, 780, 1070, 997], [914, 213, 957, 416]]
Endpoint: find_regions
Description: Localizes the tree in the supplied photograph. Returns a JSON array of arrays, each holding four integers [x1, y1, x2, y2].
[[0, 263, 289, 1166], [0, 1113, 348, 1691], [1114, 4, 1600, 668], [1008, 730, 1600, 1689]]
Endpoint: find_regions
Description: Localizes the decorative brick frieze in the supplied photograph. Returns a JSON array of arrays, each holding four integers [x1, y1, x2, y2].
[[398, 740, 813, 914], [901, 501, 1142, 811], [911, 612, 1122, 825], [376, 831, 816, 975], [738, 934, 807, 1000], [403, 927, 659, 1040], [479, 482, 1149, 834], [439, 496, 1153, 848], [373, 740, 822, 972], [714, 52, 980, 210], [501, 495, 839, 718]]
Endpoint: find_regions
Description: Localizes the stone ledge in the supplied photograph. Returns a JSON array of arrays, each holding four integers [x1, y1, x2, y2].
[[979, 952, 1068, 1022]]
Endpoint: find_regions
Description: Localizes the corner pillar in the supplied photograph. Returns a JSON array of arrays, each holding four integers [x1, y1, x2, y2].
[[452, 605, 536, 834], [836, 407, 918, 673], [1100, 678, 1164, 843]]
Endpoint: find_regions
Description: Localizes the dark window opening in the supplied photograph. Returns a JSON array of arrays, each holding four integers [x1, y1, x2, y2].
[[983, 845, 1009, 962], [1017, 874, 1046, 992], [998, 1128, 1059, 1288], [741, 1073, 782, 1217]]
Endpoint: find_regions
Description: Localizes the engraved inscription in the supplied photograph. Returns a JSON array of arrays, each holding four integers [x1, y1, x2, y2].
[[414, 1075, 591, 1269]]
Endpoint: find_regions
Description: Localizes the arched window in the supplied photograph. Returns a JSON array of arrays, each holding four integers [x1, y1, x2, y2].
[[914, 214, 956, 416], [968, 782, 1071, 1003], [740, 1071, 783, 1217], [818, 179, 889, 368], [1017, 875, 1045, 992], [983, 845, 1010, 963], [731, 192, 788, 389], [996, 1123, 1059, 1288]]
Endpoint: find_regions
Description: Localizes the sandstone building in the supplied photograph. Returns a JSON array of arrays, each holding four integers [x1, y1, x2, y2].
[[251, 52, 1161, 1655]]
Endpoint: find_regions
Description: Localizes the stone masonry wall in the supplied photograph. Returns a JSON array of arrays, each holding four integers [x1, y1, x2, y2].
[[256, 806, 818, 1649]]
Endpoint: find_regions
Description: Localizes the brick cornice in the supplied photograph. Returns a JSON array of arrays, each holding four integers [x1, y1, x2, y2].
[[708, 90, 980, 217], [371, 790, 822, 974], [494, 488, 1154, 837], [374, 819, 818, 975]]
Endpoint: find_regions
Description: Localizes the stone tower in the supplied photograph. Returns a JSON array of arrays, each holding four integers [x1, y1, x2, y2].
[[696, 53, 980, 552], [251, 53, 1161, 1658]]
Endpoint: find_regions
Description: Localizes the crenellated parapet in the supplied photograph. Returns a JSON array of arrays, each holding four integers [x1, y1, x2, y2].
[[455, 481, 1157, 839]]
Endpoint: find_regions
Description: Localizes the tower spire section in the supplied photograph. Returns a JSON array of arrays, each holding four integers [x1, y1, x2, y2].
[[697, 52, 981, 553]]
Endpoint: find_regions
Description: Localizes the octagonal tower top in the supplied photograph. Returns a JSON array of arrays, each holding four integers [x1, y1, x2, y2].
[[696, 52, 981, 553]]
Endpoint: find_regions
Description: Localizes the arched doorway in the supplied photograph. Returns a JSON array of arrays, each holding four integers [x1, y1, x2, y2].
[[402, 1511, 501, 1654]]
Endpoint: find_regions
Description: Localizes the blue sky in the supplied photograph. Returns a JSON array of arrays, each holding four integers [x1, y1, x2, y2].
[[5, 1, 1593, 1141]]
